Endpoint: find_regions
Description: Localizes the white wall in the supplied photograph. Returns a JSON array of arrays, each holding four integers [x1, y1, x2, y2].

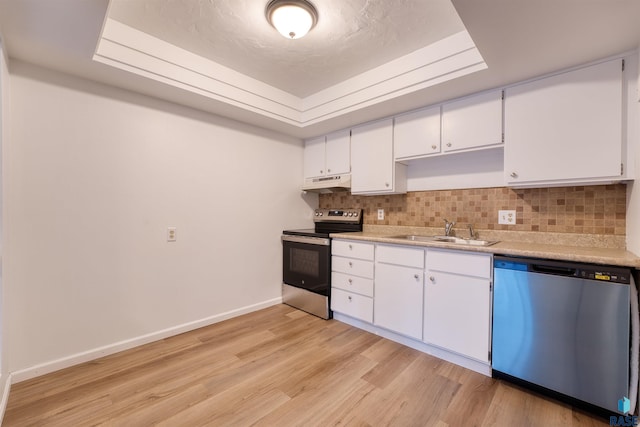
[[626, 50, 640, 256], [0, 37, 10, 416], [4, 61, 316, 379]]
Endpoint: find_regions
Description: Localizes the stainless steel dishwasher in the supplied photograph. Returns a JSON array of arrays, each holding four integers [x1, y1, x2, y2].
[[492, 256, 634, 414]]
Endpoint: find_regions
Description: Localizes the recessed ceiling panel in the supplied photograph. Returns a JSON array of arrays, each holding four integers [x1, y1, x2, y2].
[[107, 0, 466, 97]]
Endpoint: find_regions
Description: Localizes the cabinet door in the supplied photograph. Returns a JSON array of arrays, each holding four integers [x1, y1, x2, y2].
[[374, 263, 423, 339], [442, 90, 503, 152], [351, 119, 393, 193], [303, 136, 326, 179], [423, 271, 490, 362], [325, 129, 350, 176], [394, 106, 441, 159], [504, 59, 622, 185], [331, 288, 373, 323], [351, 118, 402, 194]]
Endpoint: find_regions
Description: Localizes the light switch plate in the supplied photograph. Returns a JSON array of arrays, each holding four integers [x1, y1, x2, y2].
[[498, 210, 516, 225]]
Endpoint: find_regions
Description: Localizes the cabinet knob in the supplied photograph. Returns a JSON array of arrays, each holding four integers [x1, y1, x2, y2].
[[431, 145, 437, 150], [510, 172, 518, 178], [320, 170, 323, 174], [349, 262, 353, 267], [385, 182, 390, 187], [429, 276, 435, 283], [348, 295, 352, 302], [348, 278, 353, 284], [446, 142, 452, 147], [348, 244, 353, 250], [327, 169, 331, 173], [414, 274, 420, 280]]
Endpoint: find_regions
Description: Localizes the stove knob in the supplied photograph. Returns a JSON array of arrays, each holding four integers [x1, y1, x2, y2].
[[353, 212, 358, 217], [319, 212, 323, 216], [315, 212, 319, 216]]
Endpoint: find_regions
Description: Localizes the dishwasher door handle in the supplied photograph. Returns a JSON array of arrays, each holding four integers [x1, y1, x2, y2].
[[530, 264, 577, 276]]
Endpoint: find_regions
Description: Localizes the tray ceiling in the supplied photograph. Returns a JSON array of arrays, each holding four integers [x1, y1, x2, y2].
[[1, 0, 639, 137]]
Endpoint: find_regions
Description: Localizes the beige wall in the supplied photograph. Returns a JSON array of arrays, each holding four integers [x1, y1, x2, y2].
[[4, 61, 315, 379]]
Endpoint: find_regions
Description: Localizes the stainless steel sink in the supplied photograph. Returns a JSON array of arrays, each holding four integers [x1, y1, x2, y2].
[[388, 235, 498, 247]]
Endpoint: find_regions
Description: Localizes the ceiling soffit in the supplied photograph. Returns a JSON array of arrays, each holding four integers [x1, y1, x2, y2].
[[94, 18, 486, 129], [106, 0, 468, 98]]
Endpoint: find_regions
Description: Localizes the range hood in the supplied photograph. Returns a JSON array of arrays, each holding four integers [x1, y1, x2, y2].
[[302, 174, 351, 193]]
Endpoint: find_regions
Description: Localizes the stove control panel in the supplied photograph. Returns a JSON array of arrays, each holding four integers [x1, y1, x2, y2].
[[314, 208, 362, 222]]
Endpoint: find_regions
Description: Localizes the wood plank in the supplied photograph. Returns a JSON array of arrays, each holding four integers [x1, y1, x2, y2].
[[3, 304, 612, 426]]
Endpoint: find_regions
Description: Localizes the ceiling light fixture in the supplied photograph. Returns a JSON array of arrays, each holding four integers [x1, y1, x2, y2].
[[266, 0, 318, 40]]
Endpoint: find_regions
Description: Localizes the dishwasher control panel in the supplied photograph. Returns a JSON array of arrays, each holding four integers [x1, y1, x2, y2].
[[495, 257, 631, 284]]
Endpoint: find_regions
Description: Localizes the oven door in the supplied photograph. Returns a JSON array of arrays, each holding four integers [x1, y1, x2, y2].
[[282, 235, 330, 296]]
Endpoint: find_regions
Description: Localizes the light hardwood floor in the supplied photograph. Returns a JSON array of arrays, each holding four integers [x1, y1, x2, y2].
[[4, 304, 610, 426]]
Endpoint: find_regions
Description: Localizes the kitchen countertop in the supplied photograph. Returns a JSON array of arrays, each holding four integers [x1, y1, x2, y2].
[[331, 228, 640, 268]]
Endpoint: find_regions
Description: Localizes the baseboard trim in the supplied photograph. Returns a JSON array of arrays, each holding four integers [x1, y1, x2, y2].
[[0, 373, 12, 424], [11, 297, 282, 384]]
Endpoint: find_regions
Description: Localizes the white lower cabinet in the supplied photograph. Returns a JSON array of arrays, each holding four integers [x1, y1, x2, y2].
[[330, 239, 492, 373], [423, 249, 492, 362], [374, 262, 424, 339], [331, 288, 373, 323], [331, 240, 375, 322], [374, 244, 425, 339]]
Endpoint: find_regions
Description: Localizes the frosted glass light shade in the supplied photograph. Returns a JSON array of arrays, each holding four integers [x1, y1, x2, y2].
[[266, 0, 318, 39]]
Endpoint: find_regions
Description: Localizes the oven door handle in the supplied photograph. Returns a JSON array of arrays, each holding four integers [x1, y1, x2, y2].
[[282, 235, 330, 246]]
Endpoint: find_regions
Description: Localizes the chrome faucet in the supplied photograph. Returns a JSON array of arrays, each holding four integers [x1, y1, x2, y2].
[[443, 219, 456, 236], [467, 224, 478, 240]]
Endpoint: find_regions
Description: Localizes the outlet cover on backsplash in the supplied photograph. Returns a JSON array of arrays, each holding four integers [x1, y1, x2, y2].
[[499, 210, 516, 225]]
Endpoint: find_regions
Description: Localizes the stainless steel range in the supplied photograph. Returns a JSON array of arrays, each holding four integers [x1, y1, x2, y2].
[[282, 208, 363, 319]]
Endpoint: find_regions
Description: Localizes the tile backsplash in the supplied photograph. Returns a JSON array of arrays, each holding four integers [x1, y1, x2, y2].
[[319, 184, 627, 236]]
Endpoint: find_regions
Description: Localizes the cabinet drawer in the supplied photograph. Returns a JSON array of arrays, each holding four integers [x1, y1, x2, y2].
[[331, 272, 374, 297], [376, 244, 424, 268], [332, 240, 374, 260], [426, 249, 492, 279], [331, 288, 373, 323], [332, 256, 374, 278]]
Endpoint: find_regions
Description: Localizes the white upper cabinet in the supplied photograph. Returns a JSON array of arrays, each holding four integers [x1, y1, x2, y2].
[[303, 129, 350, 179], [351, 118, 407, 195], [504, 58, 624, 186], [441, 90, 504, 153], [303, 136, 326, 179], [394, 105, 441, 159], [325, 129, 351, 176]]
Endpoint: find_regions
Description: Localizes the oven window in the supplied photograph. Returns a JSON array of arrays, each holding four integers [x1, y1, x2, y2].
[[282, 238, 330, 295], [290, 248, 319, 277]]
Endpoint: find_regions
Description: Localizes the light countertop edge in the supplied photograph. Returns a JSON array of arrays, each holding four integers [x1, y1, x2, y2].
[[330, 232, 640, 268]]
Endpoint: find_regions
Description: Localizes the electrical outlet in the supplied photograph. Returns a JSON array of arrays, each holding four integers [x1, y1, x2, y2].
[[377, 209, 385, 220], [167, 227, 177, 242], [498, 210, 516, 225]]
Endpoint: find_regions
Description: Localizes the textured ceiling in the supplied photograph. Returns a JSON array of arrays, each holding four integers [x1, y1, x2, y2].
[[107, 0, 465, 97]]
